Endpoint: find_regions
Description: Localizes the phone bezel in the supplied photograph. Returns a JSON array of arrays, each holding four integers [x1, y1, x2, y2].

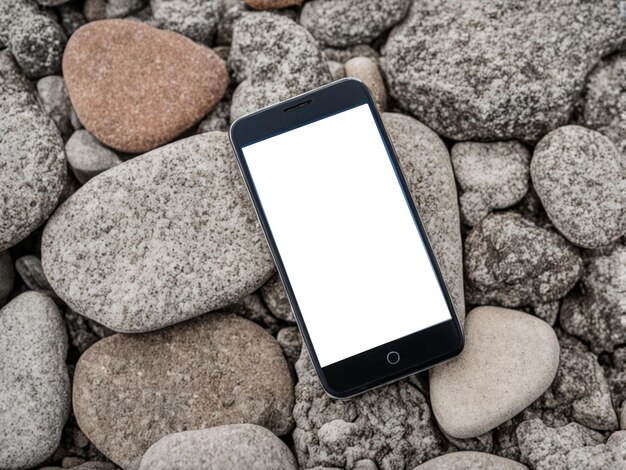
[[229, 78, 464, 399]]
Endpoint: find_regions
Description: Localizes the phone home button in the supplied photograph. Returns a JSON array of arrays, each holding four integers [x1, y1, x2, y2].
[[387, 351, 400, 365]]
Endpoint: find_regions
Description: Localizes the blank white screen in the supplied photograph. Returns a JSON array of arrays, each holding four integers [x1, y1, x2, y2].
[[242, 104, 451, 367]]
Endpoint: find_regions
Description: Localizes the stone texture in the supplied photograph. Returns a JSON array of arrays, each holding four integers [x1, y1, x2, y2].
[[139, 424, 298, 470], [0, 250, 13, 306], [37, 75, 74, 140], [465, 212, 582, 307], [531, 126, 626, 248], [293, 350, 448, 469], [451, 142, 530, 226], [65, 130, 123, 184], [15, 255, 56, 299], [63, 19, 228, 153], [0, 292, 70, 469], [63, 307, 114, 358], [345, 57, 386, 111], [431, 307, 559, 439], [327, 60, 345, 80], [324, 45, 379, 64], [229, 12, 332, 121], [0, 51, 67, 252], [382, 1, 625, 141], [58, 3, 87, 36], [245, 0, 302, 10], [277, 326, 302, 368], [105, 0, 146, 18], [197, 100, 230, 134], [73, 314, 294, 470], [415, 451, 527, 470], [260, 273, 294, 322], [383, 112, 465, 321], [607, 347, 626, 428], [150, 0, 222, 44], [300, 0, 410, 47], [222, 293, 281, 334], [42, 132, 275, 332]]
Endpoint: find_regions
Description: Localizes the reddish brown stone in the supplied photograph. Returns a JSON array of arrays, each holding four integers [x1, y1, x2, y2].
[[63, 19, 228, 153], [244, 0, 302, 10]]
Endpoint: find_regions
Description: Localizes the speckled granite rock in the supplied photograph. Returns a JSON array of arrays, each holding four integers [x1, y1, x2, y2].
[[245, 0, 302, 9], [65, 130, 122, 184], [431, 307, 559, 439], [300, 0, 410, 47], [383, 113, 465, 322], [382, 1, 625, 141], [139, 424, 298, 470], [345, 57, 386, 111], [197, 100, 231, 134], [229, 12, 332, 121], [0, 251, 13, 306], [260, 274, 294, 322], [37, 75, 74, 140], [74, 314, 294, 470], [150, 0, 222, 44], [42, 132, 274, 332], [0, 292, 70, 469], [415, 451, 527, 470], [465, 212, 582, 307], [293, 350, 448, 469], [0, 51, 67, 252], [531, 126, 626, 248], [451, 142, 530, 226], [63, 19, 228, 153]]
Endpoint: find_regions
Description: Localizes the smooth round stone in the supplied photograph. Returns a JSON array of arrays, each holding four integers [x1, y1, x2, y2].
[[150, 0, 222, 44], [63, 19, 228, 153], [430, 307, 559, 439], [260, 273, 294, 322], [0, 292, 70, 469], [65, 130, 122, 183], [300, 0, 410, 47], [415, 451, 527, 469], [0, 250, 13, 306], [139, 424, 297, 470], [0, 51, 67, 252], [245, 0, 302, 9], [531, 125, 626, 248], [74, 314, 294, 470], [345, 57, 386, 111], [42, 132, 275, 332]]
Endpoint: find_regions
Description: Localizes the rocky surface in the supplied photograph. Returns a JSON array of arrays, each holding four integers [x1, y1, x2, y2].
[[73, 314, 294, 470], [0, 292, 70, 469], [277, 326, 302, 368], [150, 0, 222, 44], [139, 424, 298, 470], [345, 56, 386, 111], [260, 273, 294, 322], [416, 451, 527, 470], [15, 255, 57, 298], [42, 132, 275, 332], [63, 19, 228, 153], [0, 251, 13, 306], [65, 130, 122, 183], [245, 0, 302, 10], [37, 75, 74, 140], [531, 126, 626, 248]]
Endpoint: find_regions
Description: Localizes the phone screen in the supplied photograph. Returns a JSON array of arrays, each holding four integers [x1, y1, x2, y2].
[[241, 104, 452, 368]]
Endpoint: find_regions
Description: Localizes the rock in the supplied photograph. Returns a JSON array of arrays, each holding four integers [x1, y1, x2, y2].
[[83, 0, 106, 21], [415, 451, 527, 470], [42, 132, 275, 332], [277, 326, 302, 367], [327, 60, 345, 80], [465, 212, 582, 307], [260, 274, 294, 322], [430, 307, 559, 439], [345, 57, 386, 111], [0, 251, 13, 306], [0, 292, 70, 469], [229, 12, 332, 121], [150, 0, 222, 44], [222, 293, 281, 334], [63, 307, 114, 358], [42, 463, 117, 470], [300, 0, 410, 47], [139, 424, 297, 470], [105, 0, 146, 18], [58, 4, 87, 36], [293, 350, 448, 469], [560, 244, 626, 354], [323, 44, 379, 64], [65, 130, 122, 184], [197, 100, 230, 134], [37, 0, 70, 6], [0, 51, 67, 252], [607, 347, 626, 426], [382, 1, 625, 141], [451, 142, 530, 226], [383, 113, 465, 321], [15, 255, 56, 298], [37, 75, 74, 140], [531, 126, 626, 248], [529, 301, 560, 326], [74, 314, 294, 470], [63, 19, 228, 153], [245, 0, 302, 9]]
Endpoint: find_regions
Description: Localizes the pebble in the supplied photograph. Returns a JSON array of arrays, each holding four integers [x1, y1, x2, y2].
[[0, 51, 67, 252], [0, 251, 13, 306], [327, 60, 345, 80], [74, 314, 294, 470], [260, 274, 294, 322], [430, 307, 559, 439], [416, 451, 527, 470], [65, 130, 123, 184], [139, 424, 298, 470], [63, 19, 228, 153], [323, 44, 379, 64], [15, 255, 56, 298], [245, 0, 302, 9], [0, 292, 71, 469], [451, 141, 530, 226], [383, 113, 465, 321], [42, 132, 275, 332], [197, 100, 231, 134], [465, 212, 582, 307], [382, 1, 624, 141], [345, 57, 386, 111], [276, 326, 302, 367], [531, 125, 626, 248], [150, 0, 222, 44], [300, 0, 410, 47], [229, 12, 332, 121], [222, 293, 281, 334], [58, 4, 87, 36], [105, 0, 146, 18], [37, 75, 74, 140]]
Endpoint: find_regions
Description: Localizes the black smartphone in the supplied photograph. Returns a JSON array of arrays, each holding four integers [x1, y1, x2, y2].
[[229, 78, 464, 399]]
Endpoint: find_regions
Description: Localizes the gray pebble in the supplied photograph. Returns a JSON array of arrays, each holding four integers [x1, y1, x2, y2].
[[197, 100, 231, 134], [105, 0, 146, 18], [83, 0, 107, 21], [37, 75, 74, 140], [345, 56, 386, 111], [0, 251, 13, 306], [150, 0, 222, 44], [15, 255, 56, 297], [416, 451, 527, 470], [327, 60, 345, 80], [65, 130, 122, 184], [222, 293, 281, 334], [323, 45, 379, 64], [260, 273, 294, 322], [276, 326, 302, 367]]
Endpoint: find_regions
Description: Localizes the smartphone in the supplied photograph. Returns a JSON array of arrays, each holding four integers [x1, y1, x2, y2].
[[229, 78, 463, 398]]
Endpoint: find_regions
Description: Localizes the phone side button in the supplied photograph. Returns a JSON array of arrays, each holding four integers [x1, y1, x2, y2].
[[386, 351, 400, 365]]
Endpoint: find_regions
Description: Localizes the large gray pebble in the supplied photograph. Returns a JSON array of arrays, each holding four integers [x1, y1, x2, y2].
[[451, 141, 530, 226], [42, 132, 274, 332], [0, 292, 70, 469], [465, 212, 582, 307], [229, 12, 332, 121], [415, 451, 527, 470], [150, 0, 222, 44], [139, 424, 297, 470], [65, 130, 122, 184], [0, 251, 13, 306], [37, 75, 74, 140], [0, 51, 67, 252], [300, 0, 410, 47], [382, 1, 624, 141], [531, 125, 626, 248]]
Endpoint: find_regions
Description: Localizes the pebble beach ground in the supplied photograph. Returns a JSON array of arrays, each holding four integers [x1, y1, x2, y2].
[[0, 0, 625, 469]]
